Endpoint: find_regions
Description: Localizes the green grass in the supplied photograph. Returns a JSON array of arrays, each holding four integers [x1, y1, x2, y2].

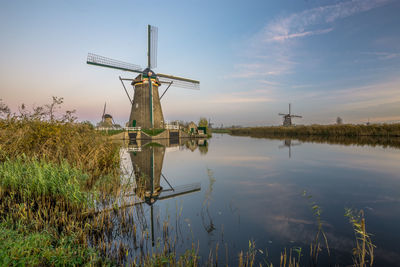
[[0, 221, 104, 267], [0, 157, 93, 207], [0, 157, 111, 266], [141, 128, 165, 136]]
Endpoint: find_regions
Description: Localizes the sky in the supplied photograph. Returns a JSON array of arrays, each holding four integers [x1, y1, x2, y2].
[[0, 0, 399, 126]]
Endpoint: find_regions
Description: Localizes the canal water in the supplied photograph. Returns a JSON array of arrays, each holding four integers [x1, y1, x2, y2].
[[111, 134, 400, 266]]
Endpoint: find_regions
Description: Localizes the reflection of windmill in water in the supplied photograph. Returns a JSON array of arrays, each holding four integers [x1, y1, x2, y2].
[[279, 103, 302, 126], [279, 139, 301, 158], [87, 25, 200, 129], [127, 143, 201, 246]]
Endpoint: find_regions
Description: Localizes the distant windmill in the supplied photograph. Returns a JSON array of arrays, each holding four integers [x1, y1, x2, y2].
[[208, 118, 214, 129], [99, 102, 115, 127], [87, 25, 200, 129], [279, 103, 302, 126]]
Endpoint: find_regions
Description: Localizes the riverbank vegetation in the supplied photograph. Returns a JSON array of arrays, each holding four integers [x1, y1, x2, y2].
[[241, 133, 400, 149], [0, 98, 122, 265], [225, 124, 400, 149], [229, 124, 400, 138], [211, 128, 231, 134]]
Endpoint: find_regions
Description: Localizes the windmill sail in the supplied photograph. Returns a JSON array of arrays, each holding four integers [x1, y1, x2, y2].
[[87, 53, 143, 73], [158, 183, 201, 200], [148, 25, 158, 69], [101, 102, 106, 122], [158, 73, 200, 90], [94, 183, 201, 214]]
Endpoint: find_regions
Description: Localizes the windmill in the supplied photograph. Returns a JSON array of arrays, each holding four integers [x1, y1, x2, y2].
[[279, 103, 302, 126], [87, 25, 200, 129], [208, 118, 214, 129], [99, 102, 115, 127]]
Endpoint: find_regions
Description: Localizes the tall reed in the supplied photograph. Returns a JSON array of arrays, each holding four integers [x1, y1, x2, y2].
[[230, 124, 400, 138]]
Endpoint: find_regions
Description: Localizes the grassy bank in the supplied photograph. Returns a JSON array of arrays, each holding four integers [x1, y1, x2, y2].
[[230, 124, 400, 138], [211, 128, 231, 134], [238, 133, 400, 149], [0, 156, 106, 266], [0, 119, 120, 187], [141, 128, 165, 136], [0, 99, 200, 266], [0, 99, 122, 265]]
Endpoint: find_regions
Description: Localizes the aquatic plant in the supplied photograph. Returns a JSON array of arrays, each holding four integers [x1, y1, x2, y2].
[[0, 157, 93, 207], [345, 209, 375, 267]]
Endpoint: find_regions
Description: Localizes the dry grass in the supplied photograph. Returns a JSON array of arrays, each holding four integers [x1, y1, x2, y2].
[[0, 119, 120, 187], [230, 124, 400, 138]]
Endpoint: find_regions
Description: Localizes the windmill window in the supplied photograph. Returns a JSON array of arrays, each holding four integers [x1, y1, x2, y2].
[[136, 103, 139, 108]]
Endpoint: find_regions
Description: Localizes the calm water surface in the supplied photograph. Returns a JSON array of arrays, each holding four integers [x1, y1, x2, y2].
[[114, 134, 400, 266]]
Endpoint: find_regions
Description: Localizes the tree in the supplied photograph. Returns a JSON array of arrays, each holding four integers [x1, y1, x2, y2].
[[336, 117, 343, 125], [45, 96, 64, 121], [198, 117, 211, 137], [198, 117, 208, 127], [0, 99, 10, 119]]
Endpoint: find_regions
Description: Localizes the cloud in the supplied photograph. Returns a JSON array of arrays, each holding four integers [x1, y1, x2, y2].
[[262, 0, 392, 43], [257, 80, 280, 86], [232, 0, 393, 84], [271, 28, 333, 42], [362, 51, 400, 60]]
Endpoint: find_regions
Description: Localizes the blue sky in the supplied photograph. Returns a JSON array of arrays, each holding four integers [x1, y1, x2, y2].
[[1, 0, 399, 126]]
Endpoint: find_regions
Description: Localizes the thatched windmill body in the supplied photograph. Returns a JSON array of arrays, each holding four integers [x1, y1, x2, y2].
[[87, 25, 200, 129], [279, 103, 302, 126]]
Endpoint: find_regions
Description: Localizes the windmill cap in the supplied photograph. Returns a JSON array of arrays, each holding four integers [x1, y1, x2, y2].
[[143, 68, 157, 78], [103, 114, 112, 119]]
